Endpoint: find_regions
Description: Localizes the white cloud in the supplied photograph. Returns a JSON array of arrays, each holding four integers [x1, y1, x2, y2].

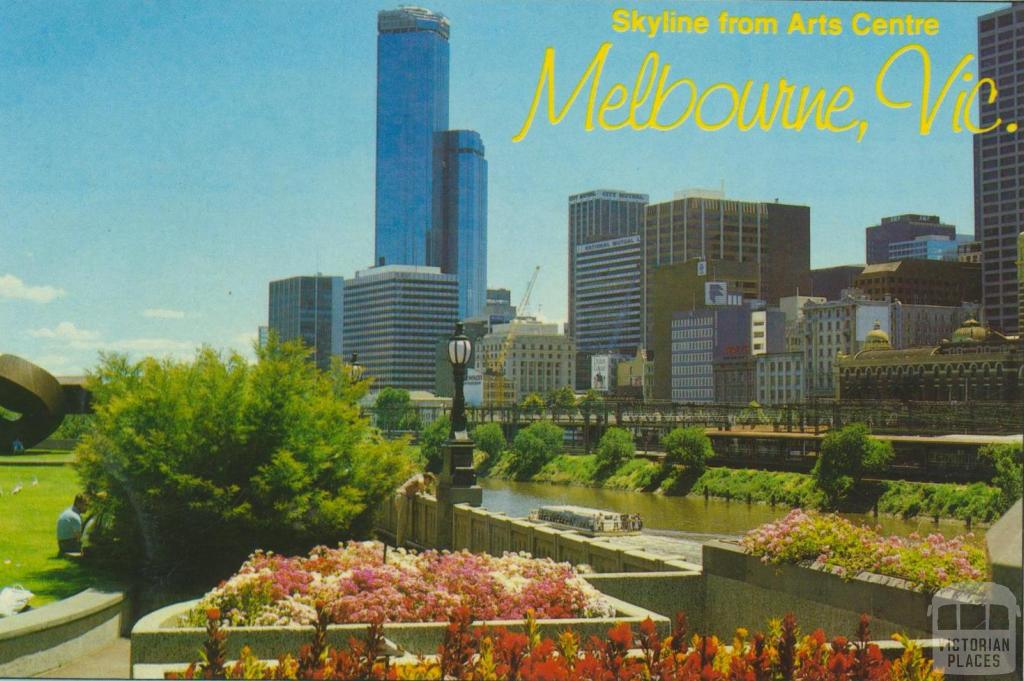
[[142, 308, 186, 319], [29, 321, 100, 342], [0, 274, 65, 303], [105, 338, 195, 353]]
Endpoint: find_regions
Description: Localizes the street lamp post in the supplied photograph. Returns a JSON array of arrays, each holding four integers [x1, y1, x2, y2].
[[435, 322, 483, 550]]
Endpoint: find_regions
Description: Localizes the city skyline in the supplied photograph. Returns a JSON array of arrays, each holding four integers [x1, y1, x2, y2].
[[1, 1, 1005, 374]]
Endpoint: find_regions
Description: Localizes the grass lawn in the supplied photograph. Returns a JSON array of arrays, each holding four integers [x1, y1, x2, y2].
[[0, 464, 110, 608], [0, 450, 75, 465]]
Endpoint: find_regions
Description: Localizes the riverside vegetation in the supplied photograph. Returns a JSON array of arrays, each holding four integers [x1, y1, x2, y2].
[[472, 421, 1020, 523]]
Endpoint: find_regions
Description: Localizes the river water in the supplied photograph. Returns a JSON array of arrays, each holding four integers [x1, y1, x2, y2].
[[478, 479, 982, 542]]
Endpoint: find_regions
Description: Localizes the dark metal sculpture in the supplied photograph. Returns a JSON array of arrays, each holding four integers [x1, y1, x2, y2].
[[0, 354, 65, 453]]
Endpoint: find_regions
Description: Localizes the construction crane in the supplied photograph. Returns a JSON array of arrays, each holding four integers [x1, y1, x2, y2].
[[484, 266, 540, 407]]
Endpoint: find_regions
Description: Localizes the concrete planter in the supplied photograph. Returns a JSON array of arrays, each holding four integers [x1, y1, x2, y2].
[[131, 592, 669, 677], [702, 540, 935, 639]]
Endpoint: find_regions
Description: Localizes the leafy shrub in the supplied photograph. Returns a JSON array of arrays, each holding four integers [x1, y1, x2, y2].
[[594, 427, 634, 473], [979, 442, 1023, 513], [50, 414, 95, 440], [75, 341, 412, 585], [507, 421, 563, 478], [373, 388, 420, 434], [519, 392, 545, 415], [471, 423, 505, 471], [419, 415, 450, 474], [172, 607, 942, 681], [546, 386, 576, 414], [661, 427, 713, 473], [743, 509, 986, 592], [813, 423, 893, 502]]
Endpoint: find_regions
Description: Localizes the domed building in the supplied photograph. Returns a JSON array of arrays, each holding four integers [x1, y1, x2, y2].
[[835, 319, 1021, 402]]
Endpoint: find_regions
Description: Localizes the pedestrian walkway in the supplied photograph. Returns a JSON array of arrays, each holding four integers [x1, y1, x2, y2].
[[36, 636, 130, 678]]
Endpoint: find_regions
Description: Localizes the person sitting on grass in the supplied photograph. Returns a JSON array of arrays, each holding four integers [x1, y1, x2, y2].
[[56, 494, 89, 557]]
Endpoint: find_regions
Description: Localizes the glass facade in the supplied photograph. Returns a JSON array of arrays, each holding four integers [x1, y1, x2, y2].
[[441, 130, 487, 319], [375, 7, 450, 269], [268, 276, 344, 371]]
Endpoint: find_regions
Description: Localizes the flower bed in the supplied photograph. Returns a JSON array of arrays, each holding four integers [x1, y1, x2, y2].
[[742, 509, 987, 591], [165, 607, 942, 681], [188, 541, 614, 627]]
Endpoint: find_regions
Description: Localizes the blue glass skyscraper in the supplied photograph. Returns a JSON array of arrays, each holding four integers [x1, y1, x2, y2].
[[375, 7, 488, 320], [375, 7, 450, 268], [442, 130, 487, 319]]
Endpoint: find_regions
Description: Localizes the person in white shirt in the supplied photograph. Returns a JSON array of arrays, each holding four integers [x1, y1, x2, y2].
[[56, 494, 88, 556]]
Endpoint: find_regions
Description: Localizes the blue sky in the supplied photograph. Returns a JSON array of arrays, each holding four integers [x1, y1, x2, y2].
[[0, 1, 1010, 374]]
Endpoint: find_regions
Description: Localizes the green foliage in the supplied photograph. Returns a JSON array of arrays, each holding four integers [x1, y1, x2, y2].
[[373, 388, 420, 434], [686, 468, 826, 507], [813, 423, 893, 502], [50, 414, 95, 440], [507, 421, 563, 478], [737, 401, 769, 427], [74, 340, 413, 585], [519, 393, 546, 415], [661, 427, 714, 472], [471, 423, 505, 471], [576, 389, 604, 416], [419, 415, 450, 474], [546, 386, 576, 413], [877, 480, 1004, 522], [594, 427, 634, 474], [979, 442, 1023, 513]]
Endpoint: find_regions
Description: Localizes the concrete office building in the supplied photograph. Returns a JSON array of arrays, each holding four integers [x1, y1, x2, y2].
[[890, 302, 980, 349], [475, 319, 574, 402], [802, 292, 892, 397], [865, 214, 955, 265], [484, 288, 516, 324], [670, 306, 753, 403], [887, 235, 972, 262], [568, 190, 648, 389], [268, 276, 344, 371], [342, 265, 458, 391], [779, 295, 825, 353], [257, 325, 269, 350], [648, 258, 760, 400], [854, 260, 982, 307], [713, 351, 805, 406], [957, 240, 983, 263], [375, 8, 487, 320], [974, 5, 1023, 335]]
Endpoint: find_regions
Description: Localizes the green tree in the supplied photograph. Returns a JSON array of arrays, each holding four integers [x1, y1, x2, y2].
[[577, 389, 604, 417], [75, 339, 412, 585], [812, 423, 894, 503], [520, 392, 546, 416], [595, 427, 634, 473], [508, 421, 563, 478], [661, 427, 714, 473], [374, 387, 419, 434], [980, 442, 1023, 513], [546, 386, 577, 418], [472, 423, 506, 462], [419, 415, 450, 474]]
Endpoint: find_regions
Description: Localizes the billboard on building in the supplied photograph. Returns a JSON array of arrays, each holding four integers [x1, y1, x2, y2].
[[590, 355, 611, 392]]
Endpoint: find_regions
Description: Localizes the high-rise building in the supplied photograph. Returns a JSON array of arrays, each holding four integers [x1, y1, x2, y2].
[[865, 214, 955, 265], [974, 6, 1023, 335], [342, 265, 458, 391], [643, 191, 810, 315], [670, 306, 752, 403], [268, 276, 344, 371], [257, 326, 269, 350], [375, 7, 450, 269], [484, 288, 516, 324], [568, 190, 648, 389], [440, 130, 487, 319], [887, 235, 972, 262], [854, 260, 982, 307], [374, 8, 487, 320]]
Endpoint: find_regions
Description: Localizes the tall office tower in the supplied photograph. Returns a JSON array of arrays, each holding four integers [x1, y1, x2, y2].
[[484, 288, 516, 324], [375, 7, 450, 269], [568, 190, 648, 388], [268, 276, 344, 371], [865, 214, 955, 265], [974, 6, 1023, 335], [440, 130, 487, 319], [643, 191, 810, 352], [573, 235, 643, 373], [342, 265, 458, 391]]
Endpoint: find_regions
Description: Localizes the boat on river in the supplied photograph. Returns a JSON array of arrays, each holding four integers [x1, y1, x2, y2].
[[528, 504, 642, 536]]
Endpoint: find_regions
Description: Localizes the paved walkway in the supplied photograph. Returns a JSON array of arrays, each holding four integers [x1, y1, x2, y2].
[[36, 636, 130, 678]]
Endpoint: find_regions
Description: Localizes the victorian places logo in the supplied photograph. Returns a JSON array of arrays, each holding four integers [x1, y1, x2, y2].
[[930, 582, 1020, 676]]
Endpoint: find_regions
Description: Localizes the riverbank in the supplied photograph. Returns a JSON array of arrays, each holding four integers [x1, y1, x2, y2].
[[478, 452, 1004, 524]]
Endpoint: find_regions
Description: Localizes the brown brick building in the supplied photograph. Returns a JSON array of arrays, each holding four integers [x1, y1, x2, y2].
[[854, 260, 982, 307]]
